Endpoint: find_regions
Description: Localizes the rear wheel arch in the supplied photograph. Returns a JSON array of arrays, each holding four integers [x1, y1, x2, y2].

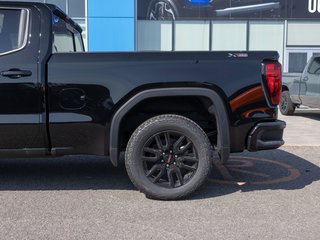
[[109, 87, 230, 167]]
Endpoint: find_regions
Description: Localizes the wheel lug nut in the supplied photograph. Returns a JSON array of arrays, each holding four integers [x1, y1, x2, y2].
[[166, 164, 169, 167], [173, 162, 176, 165], [175, 155, 178, 158]]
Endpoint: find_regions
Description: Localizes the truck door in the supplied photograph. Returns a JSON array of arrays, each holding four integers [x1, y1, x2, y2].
[[0, 7, 43, 154], [300, 56, 320, 108]]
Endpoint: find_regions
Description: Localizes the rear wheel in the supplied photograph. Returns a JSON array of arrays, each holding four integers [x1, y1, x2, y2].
[[280, 90, 296, 115], [125, 114, 212, 200]]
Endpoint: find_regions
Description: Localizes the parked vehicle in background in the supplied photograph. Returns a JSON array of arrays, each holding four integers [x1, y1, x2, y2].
[[281, 56, 320, 115], [0, 1, 285, 200]]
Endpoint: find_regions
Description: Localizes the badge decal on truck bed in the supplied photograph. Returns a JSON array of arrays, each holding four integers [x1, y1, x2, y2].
[[228, 53, 249, 58]]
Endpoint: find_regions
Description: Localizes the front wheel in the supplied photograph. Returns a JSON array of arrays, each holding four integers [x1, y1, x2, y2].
[[125, 114, 212, 200], [280, 90, 296, 115]]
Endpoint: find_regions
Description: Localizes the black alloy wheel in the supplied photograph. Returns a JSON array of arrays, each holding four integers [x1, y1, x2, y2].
[[142, 131, 198, 188], [147, 0, 178, 20], [125, 114, 212, 200]]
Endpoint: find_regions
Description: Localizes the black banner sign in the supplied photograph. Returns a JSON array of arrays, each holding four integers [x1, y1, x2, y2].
[[137, 0, 320, 20]]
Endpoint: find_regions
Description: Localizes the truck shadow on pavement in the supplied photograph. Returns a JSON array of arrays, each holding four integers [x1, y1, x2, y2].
[[194, 149, 320, 200], [292, 110, 320, 121], [0, 149, 319, 200], [0, 156, 134, 191]]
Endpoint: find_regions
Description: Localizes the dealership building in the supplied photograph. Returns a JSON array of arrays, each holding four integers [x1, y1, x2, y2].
[[9, 0, 320, 73]]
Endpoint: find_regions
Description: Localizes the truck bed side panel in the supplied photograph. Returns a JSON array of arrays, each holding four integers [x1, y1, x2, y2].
[[47, 51, 279, 155]]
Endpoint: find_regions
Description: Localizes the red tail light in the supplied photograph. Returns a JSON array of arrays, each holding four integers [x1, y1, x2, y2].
[[264, 62, 282, 105]]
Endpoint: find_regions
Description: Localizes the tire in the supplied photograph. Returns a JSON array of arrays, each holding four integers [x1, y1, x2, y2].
[[147, 0, 179, 20], [125, 114, 212, 200], [280, 90, 296, 115]]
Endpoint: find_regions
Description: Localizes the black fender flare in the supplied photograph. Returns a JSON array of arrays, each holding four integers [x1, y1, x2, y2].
[[109, 87, 230, 166]]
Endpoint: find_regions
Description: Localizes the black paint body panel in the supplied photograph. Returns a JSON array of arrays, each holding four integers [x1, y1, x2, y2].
[[47, 51, 279, 155]]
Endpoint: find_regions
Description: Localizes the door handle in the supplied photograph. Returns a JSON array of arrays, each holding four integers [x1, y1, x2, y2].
[[302, 76, 308, 82], [1, 69, 32, 79]]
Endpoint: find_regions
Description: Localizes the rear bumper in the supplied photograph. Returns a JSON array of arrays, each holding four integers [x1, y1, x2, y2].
[[247, 120, 286, 151]]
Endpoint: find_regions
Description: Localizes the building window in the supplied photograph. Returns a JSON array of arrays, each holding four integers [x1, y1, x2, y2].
[[73, 18, 87, 50], [137, 21, 172, 51], [46, 0, 67, 13], [249, 21, 284, 64], [74, 31, 84, 52], [175, 21, 210, 51], [287, 22, 320, 46], [68, 0, 85, 18], [211, 21, 247, 51]]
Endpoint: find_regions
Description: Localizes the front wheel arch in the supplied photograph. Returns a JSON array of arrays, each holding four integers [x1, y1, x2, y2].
[[109, 88, 231, 167]]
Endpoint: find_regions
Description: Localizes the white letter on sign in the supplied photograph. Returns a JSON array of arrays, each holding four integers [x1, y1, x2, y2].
[[309, 0, 317, 13]]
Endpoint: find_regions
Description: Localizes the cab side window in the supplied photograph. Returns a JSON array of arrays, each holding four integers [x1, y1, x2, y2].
[[74, 32, 84, 52], [0, 9, 29, 55], [52, 15, 84, 53], [308, 57, 320, 75], [53, 30, 74, 53]]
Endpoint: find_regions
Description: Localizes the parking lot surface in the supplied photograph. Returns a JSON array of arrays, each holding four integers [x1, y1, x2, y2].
[[280, 108, 320, 146], [0, 109, 319, 240]]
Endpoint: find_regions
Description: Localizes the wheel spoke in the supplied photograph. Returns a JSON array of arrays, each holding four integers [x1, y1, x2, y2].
[[152, 167, 166, 183], [144, 147, 160, 155], [181, 156, 199, 163], [173, 136, 186, 152], [155, 135, 163, 150], [149, 10, 156, 20], [164, 132, 171, 148], [160, 3, 164, 16], [174, 168, 184, 186], [167, 169, 175, 188], [142, 147, 161, 162], [142, 156, 159, 163], [164, 3, 175, 19], [146, 164, 161, 177], [177, 140, 192, 154], [180, 163, 197, 172]]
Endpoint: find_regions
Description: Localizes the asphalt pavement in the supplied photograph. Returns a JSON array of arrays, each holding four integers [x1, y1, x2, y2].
[[0, 109, 319, 240]]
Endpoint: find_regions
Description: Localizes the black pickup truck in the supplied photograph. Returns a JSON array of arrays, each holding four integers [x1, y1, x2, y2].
[[0, 2, 285, 200]]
